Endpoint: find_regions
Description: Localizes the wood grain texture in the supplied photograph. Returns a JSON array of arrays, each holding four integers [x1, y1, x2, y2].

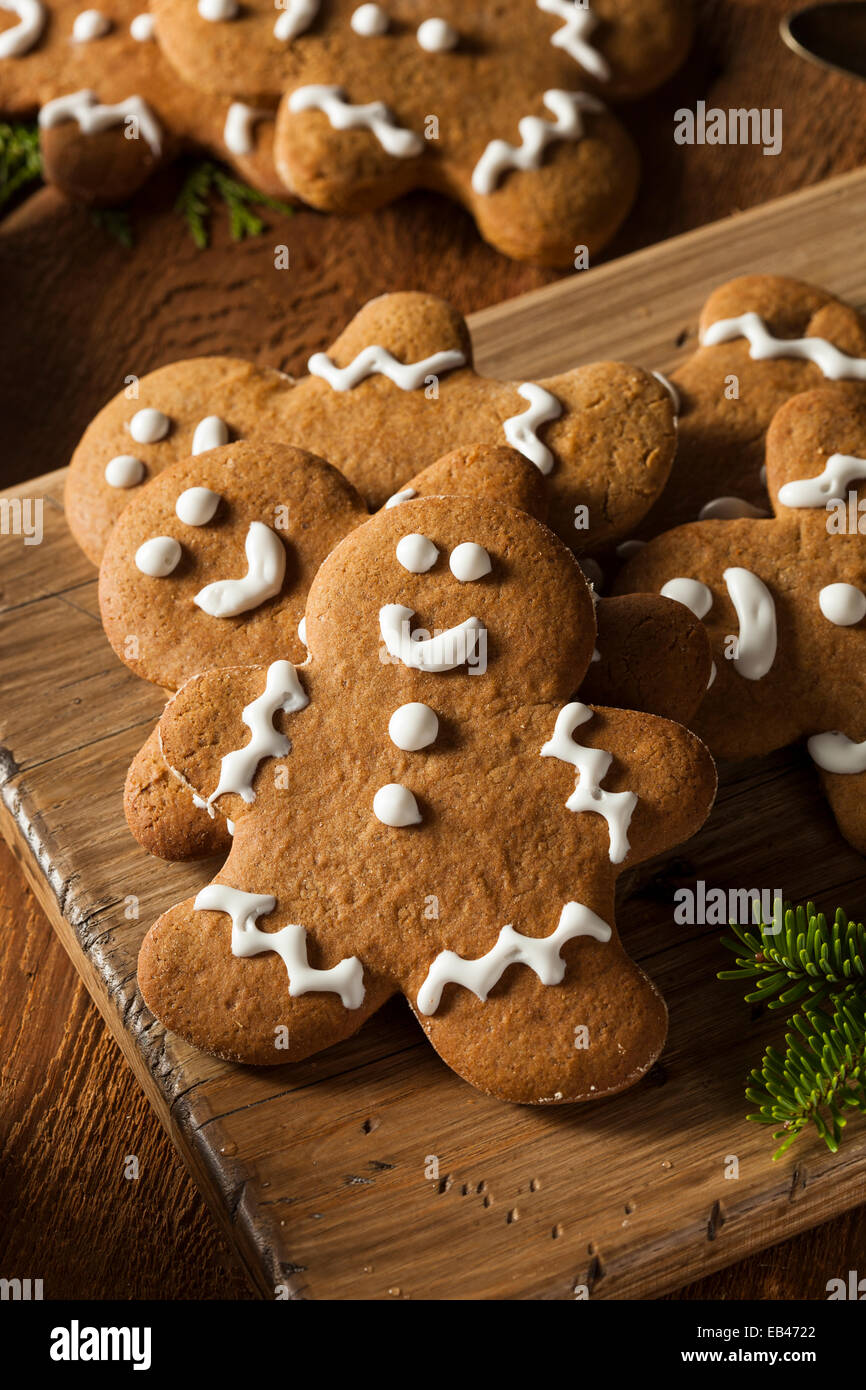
[[3, 170, 866, 1298]]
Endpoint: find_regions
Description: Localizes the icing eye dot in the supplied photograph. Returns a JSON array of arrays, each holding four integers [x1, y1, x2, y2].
[[819, 582, 866, 626], [450, 542, 491, 582], [135, 536, 181, 577], [104, 454, 145, 488], [373, 783, 422, 827], [417, 17, 458, 51], [396, 533, 438, 573], [384, 488, 417, 509], [351, 3, 388, 35], [191, 415, 230, 455], [298, 616, 307, 646], [660, 577, 713, 621], [197, 0, 238, 18], [129, 407, 171, 444], [71, 9, 112, 42], [175, 486, 221, 526], [388, 702, 438, 751], [129, 12, 154, 40]]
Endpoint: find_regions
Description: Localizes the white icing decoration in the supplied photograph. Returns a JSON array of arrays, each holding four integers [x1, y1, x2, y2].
[[416, 17, 457, 51], [104, 454, 144, 488], [39, 91, 162, 156], [723, 566, 777, 680], [129, 12, 154, 40], [808, 732, 866, 775], [135, 536, 181, 577], [385, 488, 417, 508], [819, 583, 866, 626], [198, 0, 237, 20], [194, 522, 285, 617], [388, 702, 438, 751], [195, 885, 364, 1008], [701, 312, 866, 380], [71, 10, 111, 42], [698, 496, 768, 520], [298, 616, 307, 645], [778, 453, 866, 508], [471, 89, 604, 196], [651, 370, 680, 417], [191, 415, 229, 455], [707, 660, 717, 689], [396, 532, 438, 573], [416, 900, 612, 1015], [0, 0, 45, 57], [660, 577, 713, 620], [176, 486, 221, 526], [207, 660, 308, 808], [373, 783, 421, 826], [379, 604, 484, 673], [288, 85, 424, 158], [502, 383, 562, 475], [308, 343, 465, 391], [129, 407, 170, 443], [224, 103, 272, 155], [536, 0, 610, 82], [273, 0, 318, 42], [541, 702, 637, 864], [351, 3, 387, 36], [449, 542, 491, 582]]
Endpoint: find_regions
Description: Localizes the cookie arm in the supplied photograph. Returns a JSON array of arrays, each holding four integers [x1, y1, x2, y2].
[[581, 594, 712, 723], [125, 725, 232, 862], [158, 661, 312, 834]]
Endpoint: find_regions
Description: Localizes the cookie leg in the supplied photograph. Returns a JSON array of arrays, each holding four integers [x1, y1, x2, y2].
[[410, 939, 667, 1104], [138, 898, 394, 1066], [125, 726, 232, 862]]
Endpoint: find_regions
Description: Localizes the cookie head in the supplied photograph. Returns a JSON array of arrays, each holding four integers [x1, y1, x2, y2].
[[305, 494, 596, 715], [98, 439, 368, 690]]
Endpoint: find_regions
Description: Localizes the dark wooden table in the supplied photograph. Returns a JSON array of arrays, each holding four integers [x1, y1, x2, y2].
[[3, 0, 866, 1299]]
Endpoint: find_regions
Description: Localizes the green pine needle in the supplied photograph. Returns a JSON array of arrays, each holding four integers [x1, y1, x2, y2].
[[90, 207, 134, 248], [0, 121, 43, 211], [175, 160, 293, 248], [719, 902, 866, 1158]]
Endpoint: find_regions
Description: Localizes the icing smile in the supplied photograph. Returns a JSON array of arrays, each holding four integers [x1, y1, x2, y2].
[[379, 604, 487, 673]]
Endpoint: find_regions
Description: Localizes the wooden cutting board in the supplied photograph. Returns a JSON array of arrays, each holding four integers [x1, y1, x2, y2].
[[3, 169, 866, 1302]]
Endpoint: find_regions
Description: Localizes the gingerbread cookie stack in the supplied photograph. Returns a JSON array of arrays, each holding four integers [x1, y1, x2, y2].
[[1, 0, 693, 261]]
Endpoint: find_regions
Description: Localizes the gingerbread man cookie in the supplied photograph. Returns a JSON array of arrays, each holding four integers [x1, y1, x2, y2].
[[146, 0, 693, 263], [618, 382, 866, 853], [67, 290, 677, 564], [137, 494, 716, 1102], [0, 0, 287, 202], [113, 441, 709, 857], [638, 275, 866, 536]]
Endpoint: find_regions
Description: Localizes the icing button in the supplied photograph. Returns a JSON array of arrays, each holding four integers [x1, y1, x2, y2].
[[373, 784, 422, 827], [135, 536, 181, 577], [129, 407, 171, 444], [104, 454, 145, 488]]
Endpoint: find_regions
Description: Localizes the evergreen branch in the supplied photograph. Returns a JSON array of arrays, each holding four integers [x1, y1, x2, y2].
[[746, 996, 866, 1158], [175, 160, 293, 248], [719, 901, 866, 1158], [90, 207, 134, 248], [0, 121, 43, 211], [719, 901, 866, 1009]]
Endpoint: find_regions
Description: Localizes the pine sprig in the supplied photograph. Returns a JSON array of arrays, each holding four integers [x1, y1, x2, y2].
[[720, 902, 866, 1158], [175, 160, 293, 248], [720, 902, 866, 1009], [0, 121, 43, 211], [747, 997, 866, 1157], [90, 207, 134, 248]]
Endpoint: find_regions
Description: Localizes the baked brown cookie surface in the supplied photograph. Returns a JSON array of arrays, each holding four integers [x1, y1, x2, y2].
[[618, 383, 866, 852], [68, 291, 677, 563], [137, 495, 716, 1102]]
